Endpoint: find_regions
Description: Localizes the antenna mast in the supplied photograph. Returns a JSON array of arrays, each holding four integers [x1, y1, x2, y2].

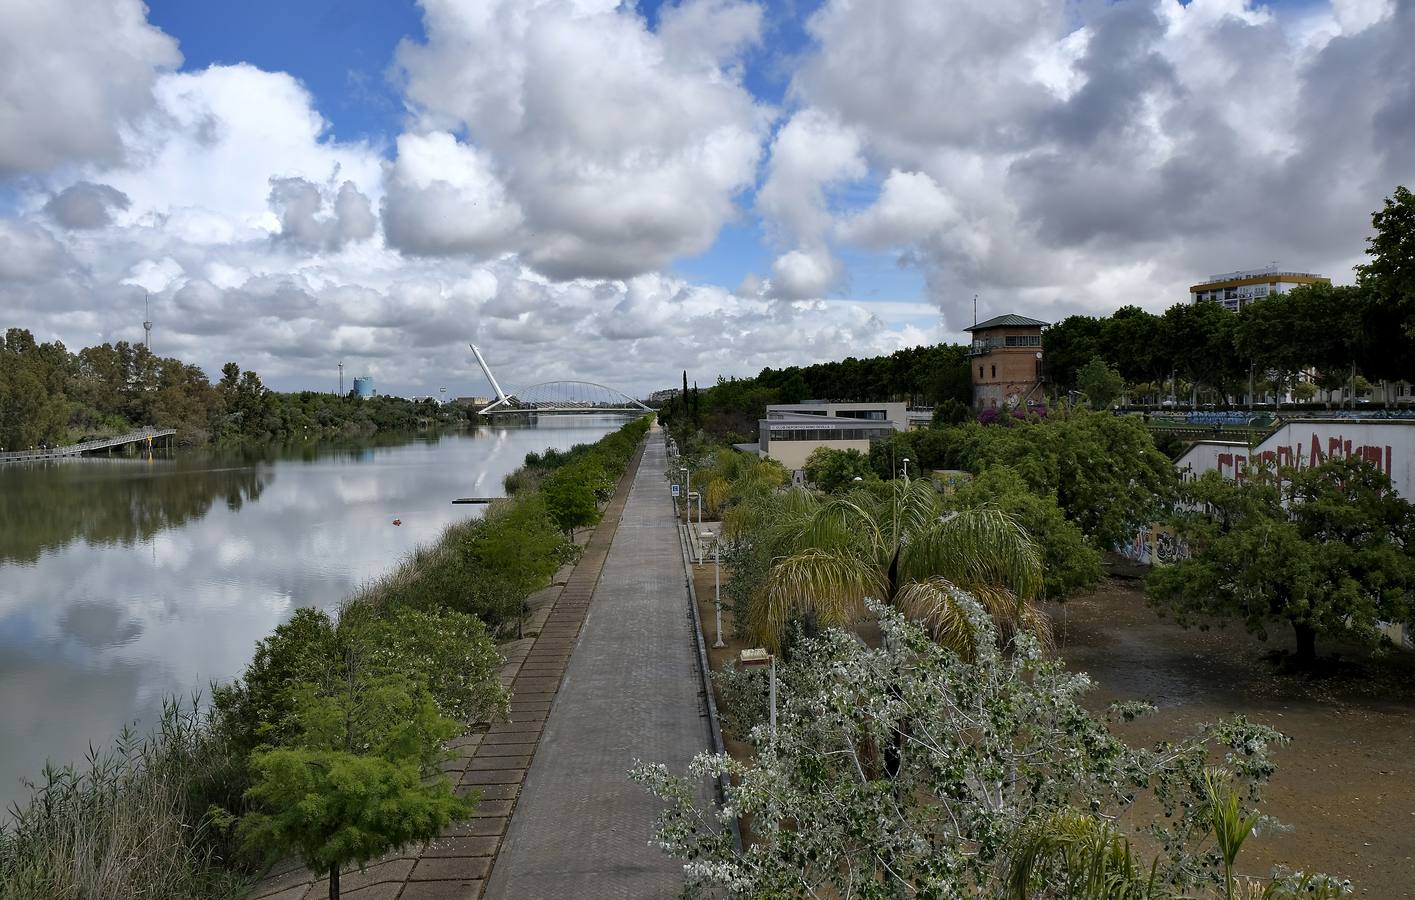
[[972, 294, 978, 326], [143, 293, 153, 350], [338, 361, 344, 396]]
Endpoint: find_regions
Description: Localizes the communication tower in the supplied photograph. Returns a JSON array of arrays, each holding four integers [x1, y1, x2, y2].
[[143, 294, 153, 350]]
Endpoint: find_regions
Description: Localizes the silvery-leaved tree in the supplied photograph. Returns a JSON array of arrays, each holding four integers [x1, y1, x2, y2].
[[632, 602, 1349, 899]]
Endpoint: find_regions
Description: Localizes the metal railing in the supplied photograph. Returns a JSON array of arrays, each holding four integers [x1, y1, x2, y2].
[[0, 428, 176, 462]]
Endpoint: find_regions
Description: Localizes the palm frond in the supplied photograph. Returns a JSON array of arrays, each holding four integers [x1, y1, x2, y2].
[[891, 578, 979, 658], [1005, 809, 1159, 900], [801, 498, 886, 559], [753, 548, 882, 651], [901, 506, 1044, 603], [895, 477, 943, 542], [893, 577, 1052, 657]]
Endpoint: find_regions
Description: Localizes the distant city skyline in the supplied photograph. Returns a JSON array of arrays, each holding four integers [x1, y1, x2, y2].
[[1, 0, 1410, 397]]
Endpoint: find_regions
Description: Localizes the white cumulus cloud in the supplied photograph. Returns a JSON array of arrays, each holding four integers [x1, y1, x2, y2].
[[0, 0, 181, 175], [390, 0, 768, 279]]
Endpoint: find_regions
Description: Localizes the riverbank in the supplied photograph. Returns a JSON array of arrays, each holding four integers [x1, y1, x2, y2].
[[0, 417, 652, 899]]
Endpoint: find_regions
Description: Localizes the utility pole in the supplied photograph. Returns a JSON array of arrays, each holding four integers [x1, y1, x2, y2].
[[338, 361, 344, 396]]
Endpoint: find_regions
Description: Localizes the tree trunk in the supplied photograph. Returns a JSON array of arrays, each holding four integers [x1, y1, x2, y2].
[[1293, 621, 1317, 668], [329, 863, 340, 900]]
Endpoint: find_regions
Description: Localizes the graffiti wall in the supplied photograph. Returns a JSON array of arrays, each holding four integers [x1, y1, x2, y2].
[[1175, 419, 1415, 499], [1117, 524, 1188, 566]]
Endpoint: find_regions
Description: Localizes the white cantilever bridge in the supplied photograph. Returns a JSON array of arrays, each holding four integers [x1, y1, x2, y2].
[[471, 345, 650, 417]]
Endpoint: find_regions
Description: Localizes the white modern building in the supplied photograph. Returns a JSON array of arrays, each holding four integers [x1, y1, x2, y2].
[[1189, 266, 1329, 312], [750, 401, 909, 471]]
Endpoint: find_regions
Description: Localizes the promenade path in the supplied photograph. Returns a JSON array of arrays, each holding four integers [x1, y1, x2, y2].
[[483, 430, 710, 898], [252, 428, 710, 899]]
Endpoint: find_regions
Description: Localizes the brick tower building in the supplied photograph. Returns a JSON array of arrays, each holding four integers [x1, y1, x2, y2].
[[965, 314, 1049, 409]]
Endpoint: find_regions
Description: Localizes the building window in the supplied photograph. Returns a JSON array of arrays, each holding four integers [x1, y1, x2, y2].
[[979, 366, 984, 379], [1003, 335, 1042, 347], [835, 409, 886, 420], [990, 365, 996, 378], [769, 427, 893, 442]]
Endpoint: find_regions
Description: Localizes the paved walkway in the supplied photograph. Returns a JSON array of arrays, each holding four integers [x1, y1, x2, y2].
[[251, 430, 709, 899], [483, 433, 710, 898]]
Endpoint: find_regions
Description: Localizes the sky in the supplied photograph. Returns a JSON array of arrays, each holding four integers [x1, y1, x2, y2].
[[0, 0, 1409, 398]]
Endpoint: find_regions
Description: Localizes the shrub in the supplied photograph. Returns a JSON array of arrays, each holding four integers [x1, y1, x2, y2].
[[216, 604, 508, 758], [710, 662, 768, 741]]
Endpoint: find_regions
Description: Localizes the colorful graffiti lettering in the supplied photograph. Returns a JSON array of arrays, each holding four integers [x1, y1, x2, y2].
[[1213, 433, 1394, 481], [1118, 525, 1188, 566]]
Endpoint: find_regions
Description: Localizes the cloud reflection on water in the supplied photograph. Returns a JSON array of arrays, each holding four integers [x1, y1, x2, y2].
[[0, 419, 623, 812]]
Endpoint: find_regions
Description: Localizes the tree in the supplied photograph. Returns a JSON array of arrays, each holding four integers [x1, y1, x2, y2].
[[1040, 315, 1104, 391], [1103, 305, 1167, 387], [1165, 301, 1240, 405], [948, 465, 1102, 601], [1075, 356, 1125, 409], [632, 604, 1345, 898], [1148, 458, 1415, 666], [0, 329, 70, 449], [541, 463, 603, 536], [965, 410, 1177, 549], [1356, 184, 1415, 336], [240, 665, 472, 900], [800, 446, 874, 494], [739, 479, 1047, 656]]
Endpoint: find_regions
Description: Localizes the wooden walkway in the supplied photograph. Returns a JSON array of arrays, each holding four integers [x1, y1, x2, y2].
[[0, 427, 175, 463]]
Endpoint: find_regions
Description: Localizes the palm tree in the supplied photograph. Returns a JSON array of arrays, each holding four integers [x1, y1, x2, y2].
[[740, 475, 1049, 657], [703, 448, 787, 519]]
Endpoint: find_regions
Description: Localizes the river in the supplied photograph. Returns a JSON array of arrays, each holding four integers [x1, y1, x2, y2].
[[0, 418, 624, 813]]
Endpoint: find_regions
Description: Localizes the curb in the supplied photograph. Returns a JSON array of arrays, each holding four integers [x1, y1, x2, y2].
[[672, 478, 744, 854]]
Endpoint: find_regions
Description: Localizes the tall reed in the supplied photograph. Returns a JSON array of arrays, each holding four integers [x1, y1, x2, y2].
[[0, 697, 251, 900]]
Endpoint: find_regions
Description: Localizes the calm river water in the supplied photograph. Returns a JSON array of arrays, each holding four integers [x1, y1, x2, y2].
[[0, 418, 623, 812]]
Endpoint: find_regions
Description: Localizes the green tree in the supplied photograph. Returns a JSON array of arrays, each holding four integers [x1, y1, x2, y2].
[[1040, 315, 1104, 390], [1148, 458, 1415, 666], [931, 398, 971, 426], [0, 329, 69, 449], [541, 463, 603, 536], [948, 466, 1102, 602], [1075, 356, 1125, 409], [800, 446, 874, 494], [240, 664, 471, 900], [966, 410, 1177, 549], [1356, 184, 1415, 336]]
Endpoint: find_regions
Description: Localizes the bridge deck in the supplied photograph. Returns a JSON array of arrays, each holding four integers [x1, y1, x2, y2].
[[0, 428, 176, 463], [480, 407, 647, 416]]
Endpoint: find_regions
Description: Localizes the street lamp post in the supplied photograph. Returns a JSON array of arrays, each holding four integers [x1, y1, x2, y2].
[[901, 456, 910, 480], [711, 534, 724, 648]]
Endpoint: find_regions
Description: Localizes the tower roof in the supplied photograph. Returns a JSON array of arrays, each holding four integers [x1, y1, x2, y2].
[[964, 313, 1050, 332]]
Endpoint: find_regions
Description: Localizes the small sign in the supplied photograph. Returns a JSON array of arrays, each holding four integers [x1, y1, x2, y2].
[[670, 483, 680, 497]]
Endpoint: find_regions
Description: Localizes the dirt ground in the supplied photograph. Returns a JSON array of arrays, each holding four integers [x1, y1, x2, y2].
[[688, 546, 1415, 896], [1050, 580, 1415, 897]]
